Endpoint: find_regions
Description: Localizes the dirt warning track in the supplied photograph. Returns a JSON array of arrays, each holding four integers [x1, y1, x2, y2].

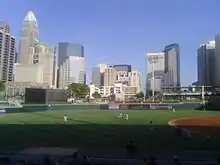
[[168, 117, 220, 136]]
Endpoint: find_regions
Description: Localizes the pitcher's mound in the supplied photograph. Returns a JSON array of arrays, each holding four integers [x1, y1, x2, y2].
[[168, 117, 220, 136]]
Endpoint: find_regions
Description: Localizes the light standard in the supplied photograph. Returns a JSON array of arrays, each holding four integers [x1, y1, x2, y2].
[[149, 59, 157, 102]]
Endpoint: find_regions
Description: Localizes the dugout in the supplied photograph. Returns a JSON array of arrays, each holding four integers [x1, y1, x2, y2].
[[25, 88, 66, 104]]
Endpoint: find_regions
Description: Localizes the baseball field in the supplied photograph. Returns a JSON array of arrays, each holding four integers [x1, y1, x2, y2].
[[1, 109, 220, 152]]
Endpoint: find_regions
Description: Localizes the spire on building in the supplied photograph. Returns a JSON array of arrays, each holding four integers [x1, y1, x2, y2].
[[24, 11, 38, 26]]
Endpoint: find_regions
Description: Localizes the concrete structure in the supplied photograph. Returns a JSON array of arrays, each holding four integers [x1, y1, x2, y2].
[[14, 63, 44, 83], [97, 63, 107, 86], [113, 64, 131, 73], [163, 43, 180, 88], [0, 23, 16, 82], [58, 43, 85, 88], [89, 83, 139, 100], [104, 67, 117, 86], [92, 66, 101, 86], [18, 11, 39, 64], [128, 70, 141, 93], [116, 71, 129, 83], [214, 34, 220, 86], [197, 40, 215, 86], [5, 81, 49, 97], [59, 56, 85, 89], [29, 43, 56, 87], [146, 52, 164, 92]]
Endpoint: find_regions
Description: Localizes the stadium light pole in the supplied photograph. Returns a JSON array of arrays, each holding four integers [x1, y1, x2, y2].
[[148, 58, 156, 102]]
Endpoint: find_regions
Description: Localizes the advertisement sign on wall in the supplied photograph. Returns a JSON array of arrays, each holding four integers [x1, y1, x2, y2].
[[108, 104, 120, 110], [149, 104, 173, 110], [0, 109, 6, 114]]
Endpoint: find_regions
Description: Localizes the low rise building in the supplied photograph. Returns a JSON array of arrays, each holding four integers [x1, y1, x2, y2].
[[89, 83, 139, 101]]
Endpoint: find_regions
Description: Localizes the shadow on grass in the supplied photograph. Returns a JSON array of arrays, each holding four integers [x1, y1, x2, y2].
[[0, 124, 220, 153]]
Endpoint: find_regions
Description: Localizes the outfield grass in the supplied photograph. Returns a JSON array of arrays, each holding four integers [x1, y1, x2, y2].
[[0, 110, 220, 151]]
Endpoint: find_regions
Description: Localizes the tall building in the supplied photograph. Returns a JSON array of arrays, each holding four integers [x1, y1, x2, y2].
[[0, 23, 16, 82], [58, 42, 84, 66], [92, 66, 101, 86], [163, 43, 180, 88], [30, 43, 56, 87], [59, 56, 85, 89], [197, 41, 215, 86], [146, 52, 164, 92], [214, 34, 220, 86], [57, 43, 85, 88], [113, 64, 131, 73], [104, 67, 117, 86], [97, 63, 107, 86], [128, 70, 141, 93], [18, 11, 39, 64]]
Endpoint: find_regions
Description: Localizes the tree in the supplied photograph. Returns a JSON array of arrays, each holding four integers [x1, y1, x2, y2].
[[108, 87, 115, 101], [66, 83, 90, 99], [0, 81, 5, 92], [92, 91, 101, 99], [136, 92, 144, 100]]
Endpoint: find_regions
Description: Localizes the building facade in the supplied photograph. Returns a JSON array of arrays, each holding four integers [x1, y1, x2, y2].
[[92, 66, 101, 86], [58, 42, 84, 66], [59, 56, 85, 89], [197, 41, 215, 86], [58, 43, 85, 88], [104, 67, 117, 86], [113, 64, 131, 73], [214, 34, 220, 86], [0, 23, 16, 82], [146, 52, 164, 92], [18, 11, 39, 64], [163, 43, 180, 88], [29, 43, 56, 87]]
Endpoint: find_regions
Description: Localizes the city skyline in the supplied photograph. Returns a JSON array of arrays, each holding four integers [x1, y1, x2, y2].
[[1, 0, 220, 86]]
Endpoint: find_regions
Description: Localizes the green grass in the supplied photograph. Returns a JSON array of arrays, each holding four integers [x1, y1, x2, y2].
[[0, 110, 220, 151]]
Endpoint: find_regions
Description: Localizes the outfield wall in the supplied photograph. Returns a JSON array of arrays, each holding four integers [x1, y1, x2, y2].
[[0, 103, 203, 114]]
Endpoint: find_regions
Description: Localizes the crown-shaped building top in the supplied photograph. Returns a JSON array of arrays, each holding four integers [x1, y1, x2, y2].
[[24, 11, 38, 25]]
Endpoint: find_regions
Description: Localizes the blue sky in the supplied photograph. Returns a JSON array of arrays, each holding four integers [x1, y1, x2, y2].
[[0, 0, 220, 87]]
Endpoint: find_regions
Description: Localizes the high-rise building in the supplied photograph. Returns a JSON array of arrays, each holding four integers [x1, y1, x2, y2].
[[104, 67, 117, 86], [197, 41, 215, 86], [0, 23, 16, 82], [92, 67, 101, 86], [58, 42, 84, 66], [163, 43, 180, 88], [113, 64, 131, 73], [18, 11, 39, 64], [146, 52, 164, 92], [30, 43, 56, 87], [59, 56, 85, 89], [57, 43, 85, 88], [128, 70, 141, 93], [214, 34, 220, 86], [97, 64, 107, 86]]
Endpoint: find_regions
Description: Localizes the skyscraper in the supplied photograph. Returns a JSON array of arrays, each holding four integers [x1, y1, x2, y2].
[[104, 67, 117, 86], [59, 56, 85, 89], [58, 43, 85, 88], [0, 22, 16, 82], [18, 11, 39, 64], [92, 66, 101, 86], [197, 41, 215, 86], [163, 43, 180, 88], [214, 34, 220, 86], [146, 52, 164, 92], [58, 42, 84, 66]]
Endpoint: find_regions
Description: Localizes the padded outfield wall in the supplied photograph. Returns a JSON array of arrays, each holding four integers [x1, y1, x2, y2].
[[0, 103, 203, 114]]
